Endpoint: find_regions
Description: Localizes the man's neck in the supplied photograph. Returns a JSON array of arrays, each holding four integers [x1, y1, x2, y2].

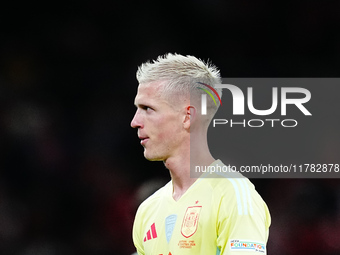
[[164, 153, 215, 201]]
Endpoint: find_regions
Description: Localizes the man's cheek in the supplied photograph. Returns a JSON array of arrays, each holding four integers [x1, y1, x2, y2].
[[157, 131, 166, 140]]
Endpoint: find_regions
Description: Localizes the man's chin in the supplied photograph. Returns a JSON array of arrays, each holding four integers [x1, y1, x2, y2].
[[144, 151, 164, 162]]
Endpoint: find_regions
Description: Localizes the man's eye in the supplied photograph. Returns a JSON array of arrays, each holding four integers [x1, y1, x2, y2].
[[143, 106, 153, 111]]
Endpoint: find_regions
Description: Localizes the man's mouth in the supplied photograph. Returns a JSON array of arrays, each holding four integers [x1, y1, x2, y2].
[[139, 136, 149, 145]]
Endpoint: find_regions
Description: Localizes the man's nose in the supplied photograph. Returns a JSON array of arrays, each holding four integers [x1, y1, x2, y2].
[[131, 109, 142, 128]]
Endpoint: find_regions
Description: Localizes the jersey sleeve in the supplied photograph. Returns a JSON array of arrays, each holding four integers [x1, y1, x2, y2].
[[132, 206, 145, 255], [216, 179, 271, 255]]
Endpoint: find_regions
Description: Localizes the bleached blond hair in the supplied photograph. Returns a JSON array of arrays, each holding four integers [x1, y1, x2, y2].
[[136, 53, 222, 115]]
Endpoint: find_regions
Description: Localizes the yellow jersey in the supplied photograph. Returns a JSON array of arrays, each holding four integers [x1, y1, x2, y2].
[[133, 160, 271, 255]]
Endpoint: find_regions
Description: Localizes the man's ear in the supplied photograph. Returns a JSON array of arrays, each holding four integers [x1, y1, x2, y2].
[[183, 106, 196, 129]]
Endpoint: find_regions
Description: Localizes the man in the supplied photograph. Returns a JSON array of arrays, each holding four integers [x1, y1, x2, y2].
[[131, 53, 271, 255]]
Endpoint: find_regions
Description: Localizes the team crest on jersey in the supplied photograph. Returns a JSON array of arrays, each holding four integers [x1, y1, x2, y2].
[[181, 206, 202, 238]]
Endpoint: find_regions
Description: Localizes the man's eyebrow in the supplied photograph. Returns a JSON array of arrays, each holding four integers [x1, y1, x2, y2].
[[134, 102, 150, 109]]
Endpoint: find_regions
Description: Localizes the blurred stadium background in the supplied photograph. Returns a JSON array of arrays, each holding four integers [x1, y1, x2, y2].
[[1, 1, 340, 254]]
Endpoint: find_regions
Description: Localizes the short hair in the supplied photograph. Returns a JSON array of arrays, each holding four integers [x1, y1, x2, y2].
[[136, 53, 222, 115]]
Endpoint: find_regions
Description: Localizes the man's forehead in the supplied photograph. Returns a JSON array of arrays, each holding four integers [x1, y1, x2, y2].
[[134, 81, 190, 109], [134, 81, 164, 103]]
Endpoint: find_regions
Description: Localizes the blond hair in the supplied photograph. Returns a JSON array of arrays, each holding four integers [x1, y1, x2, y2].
[[136, 53, 222, 114]]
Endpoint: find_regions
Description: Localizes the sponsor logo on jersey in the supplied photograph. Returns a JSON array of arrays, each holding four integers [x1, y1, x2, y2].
[[230, 239, 265, 253], [143, 223, 158, 242], [181, 206, 202, 238]]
